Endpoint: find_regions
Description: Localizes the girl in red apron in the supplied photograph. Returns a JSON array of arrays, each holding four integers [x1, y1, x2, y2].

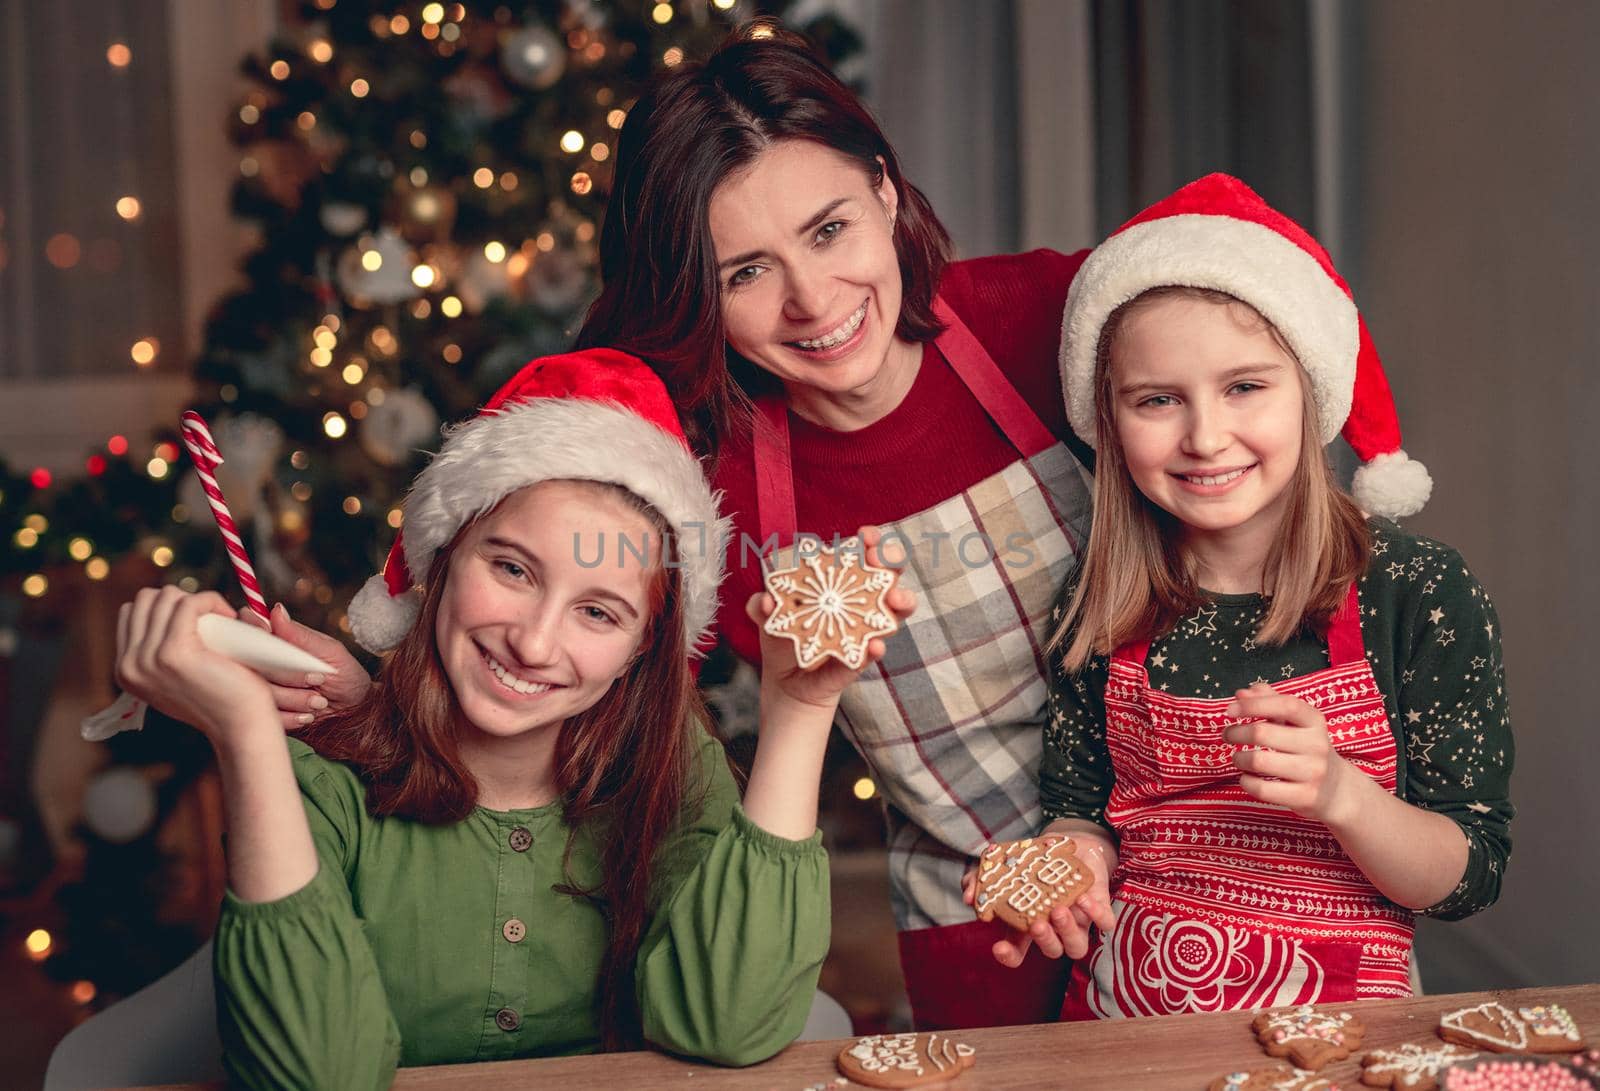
[[992, 174, 1514, 1018]]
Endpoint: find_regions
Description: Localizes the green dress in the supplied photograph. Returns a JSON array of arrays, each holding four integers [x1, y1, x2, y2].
[[213, 733, 830, 1090]]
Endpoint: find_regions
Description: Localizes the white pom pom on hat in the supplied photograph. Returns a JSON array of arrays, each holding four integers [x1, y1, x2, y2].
[[1059, 172, 1431, 519], [346, 348, 729, 655]]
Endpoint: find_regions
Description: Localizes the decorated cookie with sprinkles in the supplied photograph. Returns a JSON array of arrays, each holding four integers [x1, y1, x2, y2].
[[763, 536, 900, 670], [835, 1032, 976, 1089], [1360, 1043, 1480, 1091], [1438, 1055, 1600, 1090], [1438, 1003, 1587, 1054], [971, 836, 1094, 932], [1253, 1005, 1364, 1071], [1208, 1065, 1344, 1090]]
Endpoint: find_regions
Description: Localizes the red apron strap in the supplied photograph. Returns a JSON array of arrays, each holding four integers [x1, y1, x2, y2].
[[1324, 581, 1366, 666], [1111, 638, 1152, 667], [931, 296, 1058, 459], [752, 395, 798, 543]]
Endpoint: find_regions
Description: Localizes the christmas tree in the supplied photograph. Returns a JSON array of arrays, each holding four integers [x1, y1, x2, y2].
[[3, 0, 861, 640]]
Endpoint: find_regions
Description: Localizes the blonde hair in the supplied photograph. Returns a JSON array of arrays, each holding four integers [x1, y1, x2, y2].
[[1052, 286, 1369, 672]]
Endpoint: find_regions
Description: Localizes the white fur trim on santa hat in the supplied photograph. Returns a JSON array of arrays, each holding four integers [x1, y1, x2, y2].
[[1061, 213, 1360, 448], [348, 573, 420, 655], [364, 397, 728, 654], [1351, 449, 1433, 519]]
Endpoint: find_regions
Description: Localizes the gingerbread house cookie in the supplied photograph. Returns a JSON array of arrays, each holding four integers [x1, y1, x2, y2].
[[972, 836, 1094, 933], [763, 536, 899, 670], [1360, 1043, 1480, 1091], [836, 1032, 976, 1089], [1253, 1006, 1364, 1071], [1438, 1003, 1586, 1054]]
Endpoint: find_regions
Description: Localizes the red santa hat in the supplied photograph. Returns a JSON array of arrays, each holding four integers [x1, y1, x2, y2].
[[348, 348, 727, 654], [1059, 172, 1431, 518]]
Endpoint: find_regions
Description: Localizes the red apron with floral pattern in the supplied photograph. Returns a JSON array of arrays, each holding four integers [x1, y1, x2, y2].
[[1061, 585, 1415, 1020]]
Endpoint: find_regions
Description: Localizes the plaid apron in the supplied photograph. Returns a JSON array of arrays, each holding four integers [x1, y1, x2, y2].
[[1060, 584, 1416, 1020], [755, 298, 1092, 1027]]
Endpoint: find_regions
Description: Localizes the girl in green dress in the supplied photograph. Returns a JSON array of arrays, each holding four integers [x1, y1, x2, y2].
[[113, 349, 912, 1089]]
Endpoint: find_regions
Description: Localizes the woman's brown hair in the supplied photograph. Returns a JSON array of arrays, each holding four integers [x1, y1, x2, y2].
[[300, 482, 711, 1051], [1052, 287, 1370, 671], [576, 20, 953, 456]]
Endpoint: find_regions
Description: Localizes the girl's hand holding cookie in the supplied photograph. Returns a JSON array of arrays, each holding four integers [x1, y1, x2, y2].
[[962, 829, 1118, 968], [1224, 683, 1359, 826], [116, 586, 278, 749], [749, 525, 916, 712]]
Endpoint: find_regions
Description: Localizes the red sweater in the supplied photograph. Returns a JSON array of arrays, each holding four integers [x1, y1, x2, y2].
[[710, 248, 1091, 665]]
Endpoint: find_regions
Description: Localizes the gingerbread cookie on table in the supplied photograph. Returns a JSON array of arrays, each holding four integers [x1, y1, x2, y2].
[[1253, 1005, 1364, 1071], [763, 536, 899, 670], [1360, 1043, 1480, 1091], [835, 1033, 975, 1088], [971, 836, 1094, 932], [1209, 1066, 1343, 1090], [1438, 1003, 1586, 1054]]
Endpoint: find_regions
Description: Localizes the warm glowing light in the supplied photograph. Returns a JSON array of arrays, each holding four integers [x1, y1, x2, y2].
[[342, 496, 362, 515], [131, 338, 159, 366], [387, 507, 403, 528], [239, 157, 259, 177], [590, 142, 609, 162], [499, 171, 518, 191], [86, 454, 107, 476], [536, 232, 556, 252], [410, 129, 427, 149], [852, 777, 877, 801], [239, 103, 259, 124], [116, 196, 142, 220], [411, 264, 437, 289], [348, 400, 367, 420], [68, 537, 92, 561], [390, 14, 410, 34], [22, 574, 48, 598], [86, 557, 110, 580], [652, 3, 673, 24], [570, 172, 593, 195], [71, 981, 96, 1005], [157, 441, 179, 461], [45, 233, 81, 269], [442, 343, 463, 364], [107, 43, 131, 67], [411, 298, 432, 318], [663, 46, 685, 66], [505, 251, 530, 278], [171, 504, 189, 523], [473, 167, 494, 188], [441, 23, 460, 42], [421, 3, 445, 24], [23, 514, 46, 532], [178, 576, 199, 592], [29, 466, 51, 488], [314, 326, 337, 350], [420, 21, 440, 40], [291, 482, 313, 502], [440, 295, 463, 318], [308, 39, 334, 63], [560, 130, 585, 154], [14, 528, 37, 549], [576, 221, 595, 243], [290, 449, 309, 469], [323, 412, 348, 438], [151, 545, 175, 567], [296, 111, 317, 131], [350, 78, 370, 98], [483, 241, 507, 263], [713, 0, 736, 8], [367, 387, 386, 406], [750, 24, 776, 39], [108, 434, 129, 455], [360, 249, 383, 272], [342, 362, 365, 385], [309, 347, 333, 368], [269, 59, 290, 80], [25, 930, 51, 959], [607, 108, 627, 130], [146, 457, 169, 479]]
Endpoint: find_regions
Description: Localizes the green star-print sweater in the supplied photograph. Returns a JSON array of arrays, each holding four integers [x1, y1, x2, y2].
[[1041, 517, 1513, 920]]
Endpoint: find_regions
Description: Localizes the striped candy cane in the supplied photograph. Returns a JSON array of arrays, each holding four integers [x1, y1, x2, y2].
[[179, 410, 271, 626]]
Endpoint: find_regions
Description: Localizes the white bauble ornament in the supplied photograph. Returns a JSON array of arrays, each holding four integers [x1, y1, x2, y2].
[[456, 249, 515, 314], [526, 238, 592, 312], [320, 201, 367, 237], [82, 767, 157, 844], [336, 227, 421, 305], [500, 24, 566, 90], [359, 387, 440, 466]]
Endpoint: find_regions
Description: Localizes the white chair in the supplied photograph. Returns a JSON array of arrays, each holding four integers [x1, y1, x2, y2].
[[45, 938, 852, 1087]]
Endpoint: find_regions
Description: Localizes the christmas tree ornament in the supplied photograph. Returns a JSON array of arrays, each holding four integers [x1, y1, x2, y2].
[[81, 767, 157, 843], [395, 182, 457, 244], [335, 227, 421, 305], [499, 23, 566, 89], [319, 201, 368, 237], [359, 386, 441, 466], [455, 247, 515, 313]]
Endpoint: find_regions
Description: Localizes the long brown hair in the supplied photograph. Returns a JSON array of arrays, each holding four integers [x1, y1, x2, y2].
[[1053, 287, 1370, 671], [576, 20, 953, 456], [301, 482, 711, 1050]]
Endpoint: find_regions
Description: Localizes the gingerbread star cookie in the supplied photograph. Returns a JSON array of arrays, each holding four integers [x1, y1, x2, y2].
[[1360, 1043, 1480, 1091], [1253, 1006, 1364, 1071], [763, 536, 899, 670], [1209, 1067, 1343, 1091], [836, 1032, 976, 1089], [1438, 1003, 1586, 1054], [972, 836, 1094, 932]]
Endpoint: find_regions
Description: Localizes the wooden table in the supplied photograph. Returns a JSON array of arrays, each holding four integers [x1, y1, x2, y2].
[[136, 983, 1599, 1090]]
